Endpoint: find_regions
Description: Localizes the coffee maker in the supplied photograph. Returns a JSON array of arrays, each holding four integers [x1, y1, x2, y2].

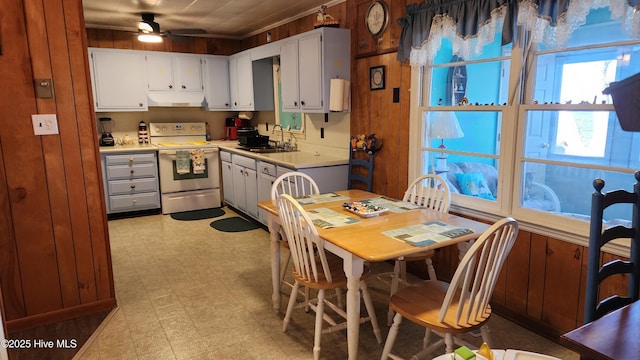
[[225, 117, 247, 140], [99, 117, 115, 146]]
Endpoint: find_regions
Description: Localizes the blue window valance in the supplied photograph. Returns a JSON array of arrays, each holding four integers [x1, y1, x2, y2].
[[398, 0, 640, 66]]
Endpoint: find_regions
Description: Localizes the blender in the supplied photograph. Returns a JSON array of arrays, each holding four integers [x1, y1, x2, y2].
[[99, 117, 115, 146]]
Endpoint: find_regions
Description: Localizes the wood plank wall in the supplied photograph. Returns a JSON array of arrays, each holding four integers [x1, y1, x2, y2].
[[0, 0, 115, 331]]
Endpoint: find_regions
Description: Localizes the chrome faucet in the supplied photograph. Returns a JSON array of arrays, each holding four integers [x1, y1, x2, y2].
[[272, 124, 284, 147]]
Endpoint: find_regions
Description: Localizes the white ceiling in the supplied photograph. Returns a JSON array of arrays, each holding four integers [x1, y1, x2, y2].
[[82, 0, 344, 39]]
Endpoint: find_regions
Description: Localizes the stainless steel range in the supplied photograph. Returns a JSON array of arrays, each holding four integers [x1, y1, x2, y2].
[[149, 122, 221, 214]]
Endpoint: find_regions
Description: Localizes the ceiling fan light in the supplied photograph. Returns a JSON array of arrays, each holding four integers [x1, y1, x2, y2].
[[138, 21, 154, 32], [138, 33, 163, 43]]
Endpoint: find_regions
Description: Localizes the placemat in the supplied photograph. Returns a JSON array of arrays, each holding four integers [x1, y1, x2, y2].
[[382, 221, 473, 247], [296, 192, 350, 205], [306, 208, 360, 229], [359, 196, 422, 213]]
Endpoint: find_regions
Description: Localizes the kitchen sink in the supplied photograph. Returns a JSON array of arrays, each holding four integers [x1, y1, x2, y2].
[[238, 146, 298, 153]]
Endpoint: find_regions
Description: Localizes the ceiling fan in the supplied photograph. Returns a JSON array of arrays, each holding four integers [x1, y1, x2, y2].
[[137, 13, 207, 43]]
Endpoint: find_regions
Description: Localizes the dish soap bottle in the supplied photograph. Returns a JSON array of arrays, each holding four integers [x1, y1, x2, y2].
[[205, 122, 211, 141]]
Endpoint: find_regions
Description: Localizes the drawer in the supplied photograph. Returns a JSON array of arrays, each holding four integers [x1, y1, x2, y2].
[[233, 154, 256, 170], [277, 166, 294, 178], [109, 192, 160, 213], [220, 151, 232, 162], [258, 161, 277, 176], [108, 178, 158, 195], [105, 153, 156, 165], [106, 163, 156, 180]]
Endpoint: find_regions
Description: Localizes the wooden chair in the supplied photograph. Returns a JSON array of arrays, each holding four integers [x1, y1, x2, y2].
[[348, 148, 374, 192], [381, 217, 519, 359], [584, 171, 640, 324], [271, 172, 320, 296], [277, 194, 382, 360], [385, 174, 451, 325]]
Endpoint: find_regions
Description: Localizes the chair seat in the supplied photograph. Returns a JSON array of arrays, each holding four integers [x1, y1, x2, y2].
[[292, 252, 371, 290], [390, 280, 491, 334]]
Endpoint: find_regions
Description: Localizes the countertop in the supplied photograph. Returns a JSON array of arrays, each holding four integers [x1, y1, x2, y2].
[[99, 140, 349, 169]]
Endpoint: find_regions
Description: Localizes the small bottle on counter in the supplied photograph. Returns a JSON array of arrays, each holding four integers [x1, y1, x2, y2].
[[138, 121, 148, 144], [205, 122, 211, 141]]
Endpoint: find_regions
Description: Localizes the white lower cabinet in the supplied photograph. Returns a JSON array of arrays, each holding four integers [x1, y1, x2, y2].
[[257, 161, 277, 224], [101, 152, 160, 214], [231, 154, 258, 218], [220, 151, 234, 206], [220, 150, 348, 224]]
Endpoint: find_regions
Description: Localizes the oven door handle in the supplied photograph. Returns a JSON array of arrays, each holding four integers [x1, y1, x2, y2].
[[159, 149, 219, 156]]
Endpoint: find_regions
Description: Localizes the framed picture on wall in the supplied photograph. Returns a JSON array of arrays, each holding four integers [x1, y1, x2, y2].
[[370, 65, 385, 90]]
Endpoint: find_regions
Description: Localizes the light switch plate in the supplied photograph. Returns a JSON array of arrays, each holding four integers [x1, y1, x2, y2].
[[32, 114, 59, 135]]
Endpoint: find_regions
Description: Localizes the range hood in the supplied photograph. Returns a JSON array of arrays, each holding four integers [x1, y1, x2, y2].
[[147, 92, 205, 107]]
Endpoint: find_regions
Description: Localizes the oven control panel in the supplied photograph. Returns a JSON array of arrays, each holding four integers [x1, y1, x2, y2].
[[150, 122, 207, 137]]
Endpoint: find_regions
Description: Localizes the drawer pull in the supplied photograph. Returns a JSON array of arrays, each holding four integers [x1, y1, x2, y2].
[[130, 170, 135, 174], [132, 200, 137, 204], [129, 157, 134, 162], [130, 185, 136, 189]]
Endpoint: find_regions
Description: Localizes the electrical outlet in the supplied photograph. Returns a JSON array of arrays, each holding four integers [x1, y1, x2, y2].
[[32, 114, 59, 135]]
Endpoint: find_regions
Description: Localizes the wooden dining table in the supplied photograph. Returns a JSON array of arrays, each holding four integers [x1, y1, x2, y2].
[[560, 300, 640, 360], [258, 189, 491, 360]]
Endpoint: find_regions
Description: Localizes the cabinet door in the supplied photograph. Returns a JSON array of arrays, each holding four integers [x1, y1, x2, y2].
[[203, 56, 231, 110], [146, 53, 174, 91], [245, 167, 258, 218], [257, 168, 276, 224], [174, 54, 203, 91], [235, 53, 254, 110], [221, 160, 234, 206], [298, 33, 324, 111], [233, 163, 247, 211], [280, 40, 300, 111], [89, 48, 147, 111]]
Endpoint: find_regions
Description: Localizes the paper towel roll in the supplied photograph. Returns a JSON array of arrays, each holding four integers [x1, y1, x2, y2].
[[329, 78, 350, 112]]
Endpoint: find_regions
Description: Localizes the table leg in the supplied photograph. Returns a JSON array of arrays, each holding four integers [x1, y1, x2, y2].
[[268, 214, 282, 312], [343, 254, 364, 360]]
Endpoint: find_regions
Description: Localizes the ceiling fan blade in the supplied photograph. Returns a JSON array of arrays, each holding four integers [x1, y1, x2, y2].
[[164, 33, 193, 43]]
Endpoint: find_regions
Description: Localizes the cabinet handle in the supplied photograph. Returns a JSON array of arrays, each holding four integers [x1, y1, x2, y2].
[[234, 102, 237, 106], [129, 157, 134, 162], [294, 101, 298, 106], [130, 170, 135, 174], [139, 103, 143, 107], [300, 100, 305, 106], [130, 185, 136, 189], [169, 84, 173, 89], [132, 199, 137, 204], [181, 85, 186, 89], [225, 103, 229, 107]]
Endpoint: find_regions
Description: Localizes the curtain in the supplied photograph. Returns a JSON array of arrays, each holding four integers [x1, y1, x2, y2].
[[398, 0, 640, 66]]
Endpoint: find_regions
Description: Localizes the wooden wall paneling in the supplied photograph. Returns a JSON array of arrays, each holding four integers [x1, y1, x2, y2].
[[396, 61, 411, 197], [501, 230, 532, 311], [355, 0, 375, 55], [86, 29, 99, 47], [18, 0, 65, 317], [385, 55, 402, 198], [112, 30, 134, 49], [354, 58, 371, 136], [388, 0, 405, 48], [527, 233, 547, 320], [369, 55, 387, 194], [97, 29, 115, 48], [65, 0, 114, 303], [40, 0, 87, 309], [541, 237, 583, 333], [0, 136, 25, 321]]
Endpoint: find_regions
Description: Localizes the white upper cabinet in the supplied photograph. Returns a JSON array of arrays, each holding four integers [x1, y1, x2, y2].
[[203, 55, 231, 110], [279, 28, 350, 113], [146, 53, 203, 92], [229, 52, 254, 110], [89, 48, 148, 112], [280, 39, 300, 111]]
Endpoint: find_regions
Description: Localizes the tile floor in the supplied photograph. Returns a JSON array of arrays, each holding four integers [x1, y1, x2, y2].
[[78, 208, 581, 359]]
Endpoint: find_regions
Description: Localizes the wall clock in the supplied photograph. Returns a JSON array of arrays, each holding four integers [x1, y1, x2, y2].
[[365, 0, 389, 38]]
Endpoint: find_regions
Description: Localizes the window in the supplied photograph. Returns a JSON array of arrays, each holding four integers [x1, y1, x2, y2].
[[411, 5, 640, 239]]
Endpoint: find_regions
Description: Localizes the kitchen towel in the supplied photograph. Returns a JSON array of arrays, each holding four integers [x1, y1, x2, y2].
[[176, 150, 191, 174], [191, 149, 206, 174]]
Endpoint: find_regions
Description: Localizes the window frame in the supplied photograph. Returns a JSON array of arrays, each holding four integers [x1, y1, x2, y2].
[[408, 20, 640, 255]]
